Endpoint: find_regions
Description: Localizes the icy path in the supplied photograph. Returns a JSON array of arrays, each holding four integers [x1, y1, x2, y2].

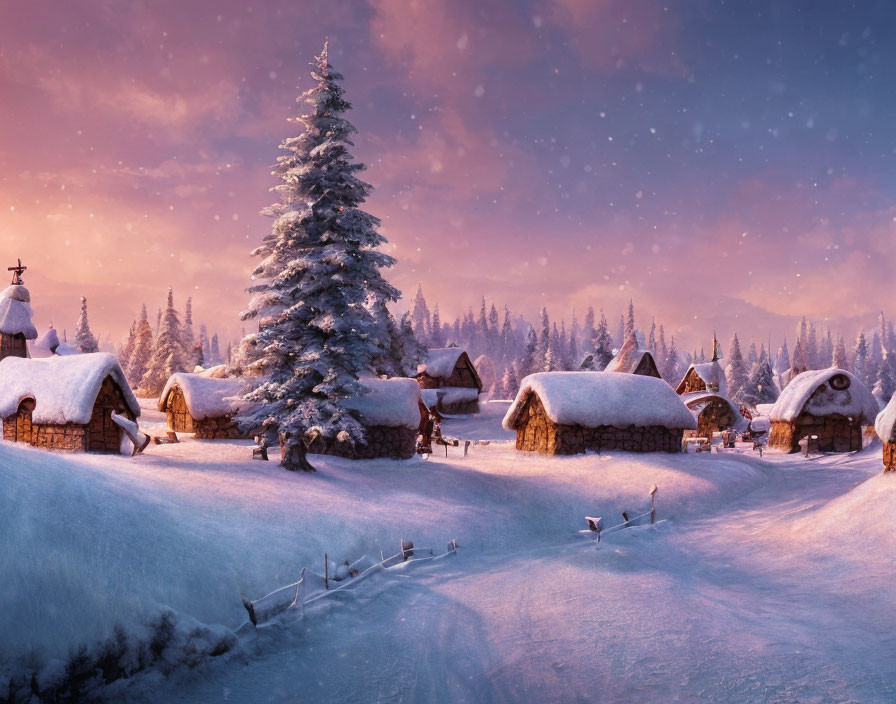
[[137, 447, 896, 703]]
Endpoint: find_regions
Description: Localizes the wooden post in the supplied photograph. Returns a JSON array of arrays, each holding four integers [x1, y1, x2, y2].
[[649, 484, 658, 524], [325, 552, 329, 590]]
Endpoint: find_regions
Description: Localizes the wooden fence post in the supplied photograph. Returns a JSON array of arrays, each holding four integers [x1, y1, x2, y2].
[[649, 484, 658, 524], [325, 552, 329, 590]]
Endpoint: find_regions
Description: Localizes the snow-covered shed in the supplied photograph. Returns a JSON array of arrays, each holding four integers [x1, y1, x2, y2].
[[875, 396, 896, 471], [503, 372, 696, 455], [604, 331, 662, 379], [0, 281, 38, 362], [415, 347, 482, 413], [308, 377, 425, 460], [768, 368, 878, 453], [676, 360, 728, 396], [681, 392, 748, 439], [0, 353, 140, 452], [158, 370, 249, 439]]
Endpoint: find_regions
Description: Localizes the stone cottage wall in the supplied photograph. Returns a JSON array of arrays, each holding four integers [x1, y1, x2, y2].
[[769, 413, 863, 453], [308, 425, 417, 460], [194, 416, 248, 440]]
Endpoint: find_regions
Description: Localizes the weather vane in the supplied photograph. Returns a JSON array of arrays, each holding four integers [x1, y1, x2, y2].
[[7, 258, 26, 285]]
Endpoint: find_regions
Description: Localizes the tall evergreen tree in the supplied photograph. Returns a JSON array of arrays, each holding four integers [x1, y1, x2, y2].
[[853, 332, 869, 387], [75, 296, 99, 353], [569, 311, 580, 367], [582, 307, 596, 351], [430, 304, 444, 347], [411, 284, 431, 344], [139, 288, 186, 395], [833, 335, 848, 369], [127, 305, 154, 386], [536, 308, 551, 370], [210, 334, 220, 365], [236, 43, 400, 471], [119, 318, 137, 371], [874, 355, 896, 403], [616, 314, 625, 349], [647, 318, 657, 355], [663, 336, 679, 381], [725, 333, 749, 401], [625, 300, 635, 339], [182, 297, 195, 368], [806, 322, 819, 369], [592, 311, 614, 370]]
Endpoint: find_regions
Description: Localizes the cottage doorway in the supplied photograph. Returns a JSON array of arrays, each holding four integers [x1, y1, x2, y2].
[[87, 402, 122, 453], [14, 398, 34, 443]]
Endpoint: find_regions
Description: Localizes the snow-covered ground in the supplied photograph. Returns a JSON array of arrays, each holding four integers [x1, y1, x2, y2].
[[3, 402, 896, 702]]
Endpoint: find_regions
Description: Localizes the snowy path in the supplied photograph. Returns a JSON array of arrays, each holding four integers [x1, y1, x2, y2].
[[136, 447, 896, 703]]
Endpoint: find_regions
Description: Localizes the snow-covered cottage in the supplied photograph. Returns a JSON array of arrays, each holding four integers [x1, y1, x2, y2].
[[768, 368, 878, 453], [681, 392, 747, 439], [0, 353, 140, 452], [604, 331, 662, 379], [415, 347, 482, 413], [503, 372, 696, 455], [307, 377, 424, 460], [676, 338, 727, 395], [0, 263, 38, 362], [875, 396, 896, 471], [158, 370, 248, 439]]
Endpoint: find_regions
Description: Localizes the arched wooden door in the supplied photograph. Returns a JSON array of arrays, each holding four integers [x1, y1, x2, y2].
[[15, 398, 35, 443], [87, 377, 126, 453]]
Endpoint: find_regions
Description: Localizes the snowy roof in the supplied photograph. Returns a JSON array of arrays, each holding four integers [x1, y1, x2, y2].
[[0, 353, 139, 424], [503, 372, 696, 431], [679, 361, 728, 396], [421, 386, 479, 410], [343, 377, 423, 429], [0, 284, 38, 339], [875, 396, 896, 442], [416, 347, 466, 379], [680, 392, 748, 432], [604, 333, 658, 375], [159, 373, 248, 420], [33, 326, 60, 354], [769, 368, 878, 424]]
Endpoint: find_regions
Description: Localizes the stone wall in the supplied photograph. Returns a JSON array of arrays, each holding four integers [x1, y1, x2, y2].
[[307, 425, 417, 460], [514, 393, 684, 455], [768, 413, 863, 453], [194, 416, 248, 440], [165, 386, 195, 433], [3, 416, 88, 451], [884, 441, 896, 472]]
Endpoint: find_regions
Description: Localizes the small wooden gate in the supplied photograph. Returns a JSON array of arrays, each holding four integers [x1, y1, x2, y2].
[[14, 398, 35, 443]]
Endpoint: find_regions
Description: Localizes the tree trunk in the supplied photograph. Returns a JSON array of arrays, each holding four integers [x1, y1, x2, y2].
[[280, 433, 316, 472]]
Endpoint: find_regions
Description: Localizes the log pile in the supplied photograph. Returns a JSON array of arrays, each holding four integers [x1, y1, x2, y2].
[[883, 441, 896, 471], [768, 413, 862, 453]]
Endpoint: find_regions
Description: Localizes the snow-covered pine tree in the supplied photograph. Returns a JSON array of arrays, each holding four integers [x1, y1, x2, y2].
[[398, 312, 426, 377], [663, 336, 679, 381], [430, 304, 445, 347], [833, 335, 848, 369], [806, 323, 819, 369], [775, 340, 791, 376], [368, 295, 405, 377], [536, 308, 550, 369], [658, 324, 668, 371], [198, 324, 211, 365], [139, 288, 186, 395], [500, 306, 514, 367], [182, 297, 195, 367], [210, 334, 220, 365], [75, 296, 99, 353], [744, 357, 779, 405], [874, 355, 895, 404], [869, 331, 883, 387], [592, 312, 615, 370], [488, 303, 500, 346], [616, 315, 625, 350], [647, 318, 657, 355], [569, 311, 580, 367], [853, 332, 869, 387], [520, 326, 538, 377], [582, 307, 595, 352], [236, 42, 400, 471], [127, 304, 154, 386], [411, 285, 431, 344], [119, 319, 137, 371], [625, 300, 635, 339], [725, 333, 749, 401]]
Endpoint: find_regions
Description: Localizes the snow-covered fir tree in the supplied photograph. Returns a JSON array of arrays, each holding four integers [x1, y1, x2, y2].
[[833, 335, 848, 369], [852, 332, 869, 387], [210, 334, 220, 365], [874, 355, 895, 403], [182, 297, 195, 367], [127, 304, 154, 386], [725, 333, 749, 401], [430, 304, 445, 347], [411, 284, 431, 343], [75, 297, 99, 353], [139, 288, 186, 395], [581, 307, 595, 352], [663, 335, 679, 382], [119, 319, 136, 371], [625, 300, 635, 339], [236, 42, 400, 472]]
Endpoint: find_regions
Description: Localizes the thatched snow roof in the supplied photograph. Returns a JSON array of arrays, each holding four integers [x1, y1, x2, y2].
[[417, 347, 466, 379], [770, 368, 878, 424], [0, 284, 38, 339], [680, 391, 748, 432], [343, 377, 423, 429], [159, 373, 247, 420], [503, 372, 696, 431], [0, 353, 139, 424]]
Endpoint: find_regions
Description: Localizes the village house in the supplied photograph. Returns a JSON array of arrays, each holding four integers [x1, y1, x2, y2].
[[676, 337, 727, 395], [158, 369, 248, 439], [768, 368, 878, 453], [875, 395, 896, 471], [415, 347, 482, 413], [503, 371, 696, 455], [0, 260, 37, 361], [0, 353, 140, 452], [306, 376, 425, 460], [680, 392, 748, 439], [604, 331, 662, 378]]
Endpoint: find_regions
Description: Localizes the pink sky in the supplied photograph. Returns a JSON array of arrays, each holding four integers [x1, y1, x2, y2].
[[1, 0, 894, 351]]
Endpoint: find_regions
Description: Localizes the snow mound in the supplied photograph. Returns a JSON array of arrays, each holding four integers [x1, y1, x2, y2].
[[0, 353, 139, 424], [504, 372, 697, 430], [343, 377, 423, 429], [770, 368, 877, 423], [158, 373, 247, 420], [875, 395, 896, 442], [417, 347, 465, 379], [0, 284, 38, 339]]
